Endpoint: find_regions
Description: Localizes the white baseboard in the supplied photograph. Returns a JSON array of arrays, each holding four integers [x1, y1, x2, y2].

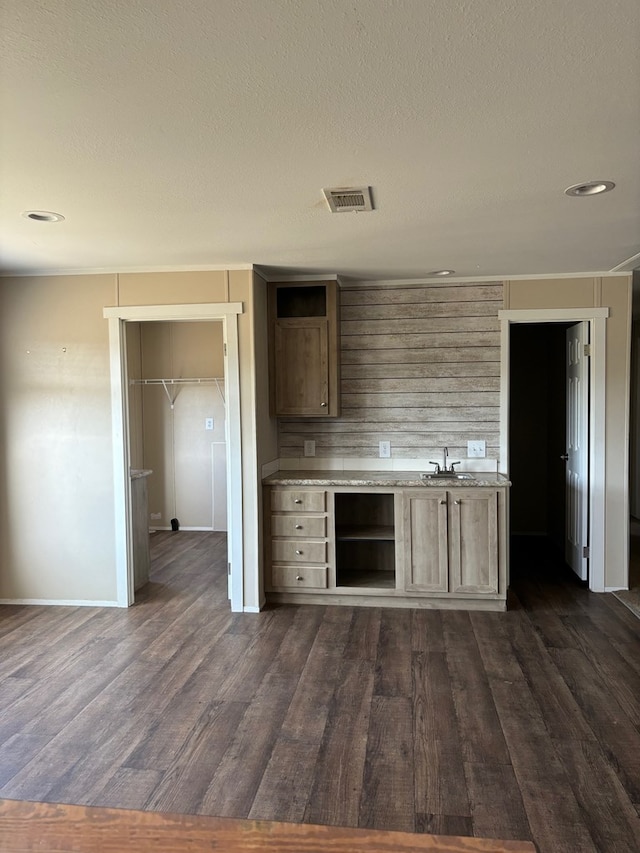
[[0, 598, 120, 607], [605, 586, 628, 592], [243, 605, 261, 613], [149, 526, 216, 532]]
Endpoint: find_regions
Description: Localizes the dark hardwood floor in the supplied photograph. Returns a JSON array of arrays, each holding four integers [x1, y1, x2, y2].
[[1, 531, 639, 852]]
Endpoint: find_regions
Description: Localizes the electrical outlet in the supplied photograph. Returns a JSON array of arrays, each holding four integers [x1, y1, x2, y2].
[[379, 440, 391, 458], [304, 440, 316, 457], [205, 417, 214, 430], [467, 440, 486, 458]]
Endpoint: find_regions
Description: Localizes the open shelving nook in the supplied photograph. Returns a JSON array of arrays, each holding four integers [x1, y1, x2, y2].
[[335, 492, 396, 588]]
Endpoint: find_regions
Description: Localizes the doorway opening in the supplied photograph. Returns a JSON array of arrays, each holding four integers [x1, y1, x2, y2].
[[499, 307, 609, 593], [509, 322, 580, 585], [126, 320, 227, 600], [104, 302, 244, 611]]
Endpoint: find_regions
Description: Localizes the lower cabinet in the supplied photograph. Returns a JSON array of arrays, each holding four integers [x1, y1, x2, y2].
[[265, 484, 507, 610], [403, 488, 499, 596]]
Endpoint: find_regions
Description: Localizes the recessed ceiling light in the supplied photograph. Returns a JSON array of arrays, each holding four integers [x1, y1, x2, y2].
[[22, 210, 65, 222], [564, 181, 615, 197], [428, 269, 455, 276]]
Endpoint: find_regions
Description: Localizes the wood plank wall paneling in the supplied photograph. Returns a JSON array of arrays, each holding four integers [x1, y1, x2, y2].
[[279, 282, 503, 461]]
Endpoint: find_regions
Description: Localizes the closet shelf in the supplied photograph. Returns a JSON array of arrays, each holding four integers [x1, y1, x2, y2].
[[130, 377, 225, 407]]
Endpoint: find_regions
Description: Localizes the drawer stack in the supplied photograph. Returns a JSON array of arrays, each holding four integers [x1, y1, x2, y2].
[[267, 488, 329, 590]]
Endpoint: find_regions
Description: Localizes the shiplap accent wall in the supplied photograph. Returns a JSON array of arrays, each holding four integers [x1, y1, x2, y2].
[[279, 281, 503, 462]]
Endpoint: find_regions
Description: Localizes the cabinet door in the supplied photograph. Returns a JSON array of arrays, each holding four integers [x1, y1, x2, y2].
[[274, 319, 329, 415], [448, 489, 499, 594], [403, 491, 449, 592]]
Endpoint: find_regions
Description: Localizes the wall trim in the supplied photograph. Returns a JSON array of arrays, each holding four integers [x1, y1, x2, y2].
[[499, 308, 609, 593], [0, 599, 119, 607], [345, 273, 629, 289], [2, 264, 254, 278]]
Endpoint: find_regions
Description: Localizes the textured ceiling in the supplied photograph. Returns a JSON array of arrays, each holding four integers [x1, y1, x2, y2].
[[1, 0, 639, 280]]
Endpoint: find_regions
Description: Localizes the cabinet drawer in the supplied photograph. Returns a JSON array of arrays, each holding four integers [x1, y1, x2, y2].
[[271, 515, 327, 538], [270, 489, 326, 513], [272, 539, 327, 564], [271, 565, 328, 589]]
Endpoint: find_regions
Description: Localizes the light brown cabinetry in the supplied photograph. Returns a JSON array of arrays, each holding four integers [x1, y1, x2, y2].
[[402, 488, 500, 596], [268, 281, 340, 417], [265, 482, 507, 609], [266, 488, 330, 591]]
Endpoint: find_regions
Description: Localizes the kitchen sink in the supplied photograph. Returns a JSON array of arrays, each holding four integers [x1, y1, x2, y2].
[[420, 472, 475, 481]]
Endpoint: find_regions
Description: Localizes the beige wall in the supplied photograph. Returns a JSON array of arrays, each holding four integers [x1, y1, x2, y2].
[[507, 275, 632, 589], [0, 268, 276, 609], [0, 274, 119, 602]]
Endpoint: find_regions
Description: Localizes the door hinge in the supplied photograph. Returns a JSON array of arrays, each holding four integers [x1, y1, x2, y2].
[[583, 546, 590, 559], [228, 562, 231, 575], [583, 344, 591, 357], [224, 342, 227, 356]]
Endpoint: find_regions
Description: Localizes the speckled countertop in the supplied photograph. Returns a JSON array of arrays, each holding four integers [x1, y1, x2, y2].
[[263, 470, 510, 488]]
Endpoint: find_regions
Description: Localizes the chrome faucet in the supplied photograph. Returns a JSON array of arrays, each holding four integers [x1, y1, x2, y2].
[[428, 447, 460, 474]]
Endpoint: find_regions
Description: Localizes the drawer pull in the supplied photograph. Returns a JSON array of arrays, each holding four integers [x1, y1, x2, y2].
[[294, 499, 302, 504], [295, 524, 302, 529], [320, 402, 327, 407], [295, 549, 302, 555], [296, 575, 303, 581]]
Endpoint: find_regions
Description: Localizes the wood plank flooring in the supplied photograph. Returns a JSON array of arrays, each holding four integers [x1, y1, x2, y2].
[[1, 532, 639, 852]]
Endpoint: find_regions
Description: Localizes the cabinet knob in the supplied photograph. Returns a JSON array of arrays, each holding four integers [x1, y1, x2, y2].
[[454, 499, 461, 505], [295, 549, 302, 555], [320, 402, 327, 407], [295, 524, 302, 529], [294, 499, 302, 504], [440, 500, 446, 505], [296, 575, 303, 581]]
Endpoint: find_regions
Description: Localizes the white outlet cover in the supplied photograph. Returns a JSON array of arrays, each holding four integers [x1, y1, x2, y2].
[[205, 417, 214, 430], [379, 440, 391, 458]]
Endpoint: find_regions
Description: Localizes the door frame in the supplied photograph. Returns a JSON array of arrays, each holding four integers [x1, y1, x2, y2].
[[499, 307, 609, 592], [104, 302, 244, 610]]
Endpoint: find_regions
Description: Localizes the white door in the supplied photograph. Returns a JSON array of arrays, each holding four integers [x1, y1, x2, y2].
[[565, 322, 589, 580]]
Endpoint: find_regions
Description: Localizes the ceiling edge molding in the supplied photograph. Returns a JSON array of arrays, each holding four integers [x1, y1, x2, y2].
[[0, 263, 256, 278], [610, 251, 640, 272]]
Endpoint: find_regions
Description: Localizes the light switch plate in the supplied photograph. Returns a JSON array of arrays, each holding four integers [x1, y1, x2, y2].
[[304, 440, 316, 457], [467, 440, 486, 458], [205, 417, 214, 430], [379, 440, 391, 458]]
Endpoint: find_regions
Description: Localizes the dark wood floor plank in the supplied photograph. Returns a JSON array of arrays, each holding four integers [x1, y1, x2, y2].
[[374, 609, 412, 697], [411, 610, 444, 654], [343, 607, 382, 661], [562, 612, 640, 726], [550, 646, 640, 803], [505, 613, 596, 743], [415, 814, 473, 837], [442, 611, 510, 765], [142, 701, 249, 814], [304, 658, 375, 828], [412, 651, 469, 818], [464, 763, 531, 843], [92, 768, 165, 811], [359, 695, 415, 832], [242, 610, 353, 822], [197, 606, 333, 818], [553, 738, 640, 853]]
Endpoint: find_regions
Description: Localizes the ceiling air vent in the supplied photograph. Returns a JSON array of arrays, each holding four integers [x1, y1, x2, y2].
[[323, 186, 373, 213]]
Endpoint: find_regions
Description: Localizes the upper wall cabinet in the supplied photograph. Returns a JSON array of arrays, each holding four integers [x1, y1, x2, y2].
[[268, 280, 341, 417]]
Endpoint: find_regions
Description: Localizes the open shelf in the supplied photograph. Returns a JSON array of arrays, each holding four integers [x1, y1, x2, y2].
[[335, 493, 396, 588]]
